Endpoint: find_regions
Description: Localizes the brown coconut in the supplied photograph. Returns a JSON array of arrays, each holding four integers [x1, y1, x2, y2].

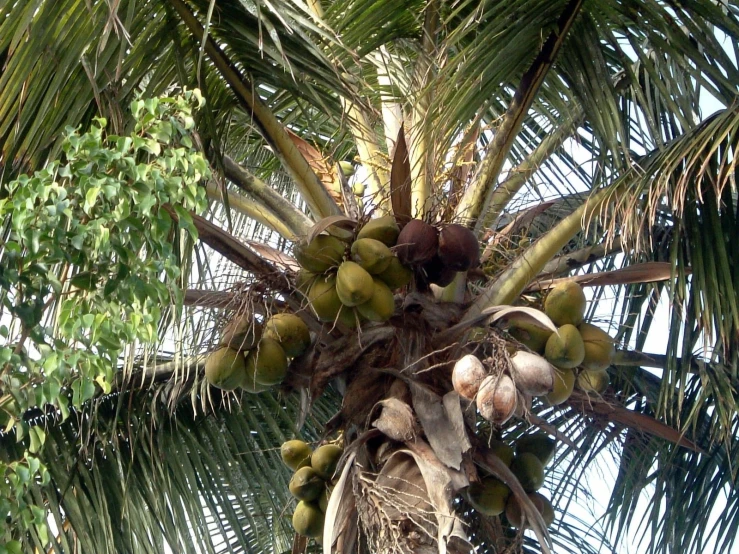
[[421, 254, 457, 287], [476, 373, 517, 425], [509, 351, 555, 396], [395, 219, 438, 265], [438, 224, 480, 271], [452, 354, 487, 400]]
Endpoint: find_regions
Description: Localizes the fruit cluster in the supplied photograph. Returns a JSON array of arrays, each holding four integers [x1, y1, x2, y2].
[[295, 216, 412, 328], [281, 439, 344, 540], [466, 434, 556, 530], [204, 312, 311, 392], [509, 280, 616, 404]]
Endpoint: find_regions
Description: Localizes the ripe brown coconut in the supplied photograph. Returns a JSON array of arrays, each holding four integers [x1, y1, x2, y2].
[[476, 373, 517, 424], [395, 219, 438, 265], [420, 254, 457, 287], [452, 354, 488, 400], [437, 224, 481, 271]]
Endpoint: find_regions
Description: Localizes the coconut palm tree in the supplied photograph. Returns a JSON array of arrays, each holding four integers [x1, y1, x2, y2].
[[1, 0, 739, 553]]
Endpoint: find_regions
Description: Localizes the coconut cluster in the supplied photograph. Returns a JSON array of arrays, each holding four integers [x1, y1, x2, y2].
[[395, 219, 481, 287], [508, 280, 617, 403], [465, 434, 556, 529], [281, 439, 344, 540], [204, 312, 311, 393], [295, 216, 413, 328]]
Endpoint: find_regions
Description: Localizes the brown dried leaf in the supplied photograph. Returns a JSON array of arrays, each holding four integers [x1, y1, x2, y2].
[[372, 397, 418, 442], [409, 382, 472, 471], [323, 451, 357, 554], [286, 129, 343, 205], [527, 262, 679, 291], [244, 240, 300, 271]]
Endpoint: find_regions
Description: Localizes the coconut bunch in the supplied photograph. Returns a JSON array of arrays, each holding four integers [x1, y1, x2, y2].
[[507, 280, 617, 403], [295, 216, 413, 328], [464, 433, 556, 530], [394, 219, 481, 287], [280, 439, 344, 540], [204, 312, 311, 393], [452, 345, 557, 424]]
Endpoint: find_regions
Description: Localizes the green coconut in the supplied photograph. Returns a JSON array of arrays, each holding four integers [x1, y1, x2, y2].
[[544, 324, 585, 369], [244, 337, 288, 386], [294, 234, 345, 273], [308, 275, 343, 322], [311, 444, 343, 480], [205, 348, 247, 390], [356, 215, 400, 247], [515, 433, 556, 467], [335, 261, 374, 307], [510, 453, 545, 493], [263, 313, 311, 358], [508, 321, 553, 354], [292, 501, 325, 538], [356, 278, 395, 322], [281, 440, 313, 471], [544, 280, 587, 326], [376, 256, 413, 290], [578, 322, 616, 371], [289, 467, 326, 502], [467, 477, 511, 516], [546, 367, 576, 405], [350, 238, 393, 274]]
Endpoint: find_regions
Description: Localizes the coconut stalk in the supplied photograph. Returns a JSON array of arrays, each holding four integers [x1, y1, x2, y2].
[[454, 0, 584, 227], [169, 0, 340, 220]]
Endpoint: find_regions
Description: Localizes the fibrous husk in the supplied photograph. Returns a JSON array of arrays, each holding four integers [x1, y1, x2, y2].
[[452, 354, 487, 401], [289, 466, 326, 502], [311, 444, 343, 480], [350, 238, 393, 274], [281, 440, 313, 471], [437, 223, 480, 271], [308, 275, 343, 322], [546, 367, 575, 405], [244, 337, 288, 386], [376, 255, 413, 290], [395, 219, 438, 265], [263, 313, 311, 358], [510, 350, 555, 396], [466, 476, 510, 516], [356, 215, 400, 246], [292, 501, 325, 537], [544, 280, 587, 326], [355, 278, 395, 322], [544, 324, 585, 369], [336, 261, 374, 307], [204, 347, 247, 390], [578, 322, 616, 371], [294, 234, 346, 273], [476, 373, 517, 425], [510, 452, 545, 492]]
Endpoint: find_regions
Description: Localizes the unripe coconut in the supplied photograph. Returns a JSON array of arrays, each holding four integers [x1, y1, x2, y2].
[[544, 324, 585, 369], [578, 322, 616, 371], [577, 369, 609, 394], [529, 492, 555, 527], [421, 254, 457, 287], [476, 374, 517, 425], [350, 238, 393, 274], [352, 181, 365, 196], [292, 501, 325, 537], [510, 453, 545, 492], [544, 280, 587, 326], [205, 348, 247, 390], [311, 444, 343, 479], [376, 256, 413, 290], [356, 278, 395, 322], [546, 367, 576, 405], [281, 440, 313, 470], [396, 219, 439, 265], [308, 275, 343, 322], [338, 160, 355, 177], [295, 270, 318, 297], [356, 215, 400, 247], [515, 433, 556, 467], [263, 313, 311, 358], [466, 476, 510, 516], [241, 377, 270, 394], [505, 495, 525, 529], [337, 305, 362, 329], [336, 261, 374, 307], [490, 439, 515, 467], [244, 337, 288, 386], [294, 234, 346, 273], [289, 467, 326, 501], [452, 354, 487, 401], [508, 321, 553, 354], [437, 224, 480, 271], [509, 351, 555, 396], [221, 315, 262, 351]]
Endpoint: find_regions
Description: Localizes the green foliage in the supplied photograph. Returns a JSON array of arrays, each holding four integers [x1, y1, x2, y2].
[[0, 89, 209, 548]]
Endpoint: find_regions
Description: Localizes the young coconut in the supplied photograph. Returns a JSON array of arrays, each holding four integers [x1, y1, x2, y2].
[[510, 452, 545, 492], [263, 313, 311, 358], [466, 476, 511, 516], [244, 337, 288, 386], [476, 373, 517, 425], [205, 348, 247, 390], [452, 354, 488, 400], [292, 501, 325, 538], [544, 280, 587, 326], [355, 278, 395, 322], [578, 322, 616, 371], [546, 367, 576, 405], [577, 369, 610, 394], [336, 261, 374, 307], [289, 467, 326, 501], [294, 234, 346, 273], [220, 314, 262, 351], [509, 351, 555, 396], [281, 440, 313, 470], [508, 320, 553, 354], [308, 275, 343, 322], [376, 255, 413, 290], [311, 444, 343, 479], [516, 433, 556, 466], [544, 324, 585, 369], [356, 215, 400, 247], [350, 238, 393, 274], [395, 219, 439, 265], [437, 224, 481, 271]]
